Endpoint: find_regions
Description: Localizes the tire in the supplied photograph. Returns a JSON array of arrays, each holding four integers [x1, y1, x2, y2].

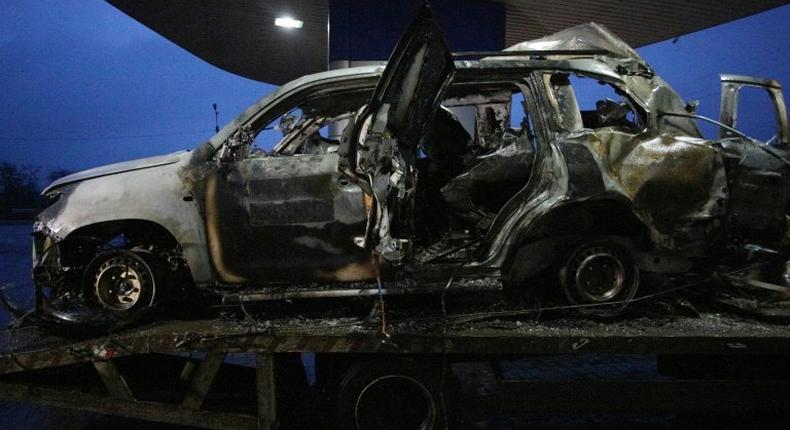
[[559, 238, 639, 316], [83, 249, 162, 321], [336, 358, 452, 430], [36, 249, 170, 336]]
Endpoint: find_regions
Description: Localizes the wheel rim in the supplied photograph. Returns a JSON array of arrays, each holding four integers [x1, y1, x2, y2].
[[355, 375, 436, 430], [93, 254, 153, 311], [574, 250, 626, 302], [561, 242, 639, 314]]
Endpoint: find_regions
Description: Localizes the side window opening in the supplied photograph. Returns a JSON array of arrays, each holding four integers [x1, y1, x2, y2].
[[510, 91, 525, 128], [252, 107, 304, 154], [549, 72, 644, 133], [251, 107, 350, 157], [416, 83, 538, 248], [318, 124, 332, 139], [446, 105, 477, 142], [442, 86, 538, 153], [249, 88, 371, 158]]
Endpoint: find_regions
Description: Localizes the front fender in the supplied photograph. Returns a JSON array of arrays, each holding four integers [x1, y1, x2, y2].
[[35, 159, 212, 286]]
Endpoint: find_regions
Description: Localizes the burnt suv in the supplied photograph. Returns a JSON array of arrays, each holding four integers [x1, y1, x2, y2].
[[32, 7, 790, 323]]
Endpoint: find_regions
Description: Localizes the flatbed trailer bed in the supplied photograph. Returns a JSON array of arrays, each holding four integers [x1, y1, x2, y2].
[[1, 312, 789, 374], [0, 308, 789, 429]]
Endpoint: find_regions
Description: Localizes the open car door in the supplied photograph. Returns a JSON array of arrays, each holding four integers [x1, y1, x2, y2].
[[719, 74, 790, 145], [341, 5, 455, 262]]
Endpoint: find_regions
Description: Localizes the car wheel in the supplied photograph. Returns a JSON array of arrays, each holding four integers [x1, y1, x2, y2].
[[85, 249, 159, 317], [559, 239, 639, 316], [336, 358, 451, 430]]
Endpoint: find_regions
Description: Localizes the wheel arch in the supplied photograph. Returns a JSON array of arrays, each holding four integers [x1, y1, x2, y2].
[[58, 219, 195, 285], [65, 219, 182, 248], [505, 197, 652, 285]]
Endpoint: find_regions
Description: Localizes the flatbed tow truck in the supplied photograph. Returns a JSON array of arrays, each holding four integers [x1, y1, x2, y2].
[[0, 290, 789, 430]]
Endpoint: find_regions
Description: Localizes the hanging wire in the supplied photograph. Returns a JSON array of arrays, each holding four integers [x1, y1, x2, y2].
[[309, 279, 702, 330], [438, 266, 460, 429], [371, 253, 390, 338]]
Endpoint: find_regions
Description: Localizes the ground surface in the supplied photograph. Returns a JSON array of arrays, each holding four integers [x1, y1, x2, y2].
[[0, 223, 34, 327]]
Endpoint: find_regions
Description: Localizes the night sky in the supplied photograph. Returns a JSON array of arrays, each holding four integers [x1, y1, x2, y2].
[[1, 2, 788, 179], [0, 1, 271, 174]]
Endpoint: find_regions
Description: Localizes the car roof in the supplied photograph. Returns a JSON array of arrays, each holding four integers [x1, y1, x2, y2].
[[208, 23, 681, 150]]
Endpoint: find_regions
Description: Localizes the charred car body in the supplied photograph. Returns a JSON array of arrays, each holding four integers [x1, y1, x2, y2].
[[31, 8, 790, 323]]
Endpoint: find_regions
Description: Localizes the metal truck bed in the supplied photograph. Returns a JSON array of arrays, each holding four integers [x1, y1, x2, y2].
[[0, 308, 788, 429]]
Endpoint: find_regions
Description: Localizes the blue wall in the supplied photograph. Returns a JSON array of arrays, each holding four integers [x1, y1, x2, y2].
[[329, 0, 505, 63]]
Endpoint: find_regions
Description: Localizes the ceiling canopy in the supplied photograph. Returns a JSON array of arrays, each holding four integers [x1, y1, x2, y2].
[[107, 0, 787, 85]]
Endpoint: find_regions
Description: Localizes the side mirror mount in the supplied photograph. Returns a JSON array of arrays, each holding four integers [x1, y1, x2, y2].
[[685, 99, 699, 114], [216, 125, 254, 163]]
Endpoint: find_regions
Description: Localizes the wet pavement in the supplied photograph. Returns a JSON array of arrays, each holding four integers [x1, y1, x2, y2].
[[0, 223, 35, 327]]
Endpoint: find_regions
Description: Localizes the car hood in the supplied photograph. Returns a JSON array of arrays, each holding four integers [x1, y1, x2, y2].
[[42, 150, 190, 195]]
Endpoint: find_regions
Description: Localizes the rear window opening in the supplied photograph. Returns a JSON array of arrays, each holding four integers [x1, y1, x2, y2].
[[549, 73, 645, 133]]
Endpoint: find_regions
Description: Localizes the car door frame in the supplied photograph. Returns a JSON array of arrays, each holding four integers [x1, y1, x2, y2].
[[719, 74, 789, 145], [204, 92, 374, 285], [341, 4, 456, 262], [471, 71, 566, 268]]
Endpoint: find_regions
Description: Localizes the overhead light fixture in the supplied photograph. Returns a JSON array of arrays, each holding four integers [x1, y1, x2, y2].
[[275, 17, 303, 29]]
